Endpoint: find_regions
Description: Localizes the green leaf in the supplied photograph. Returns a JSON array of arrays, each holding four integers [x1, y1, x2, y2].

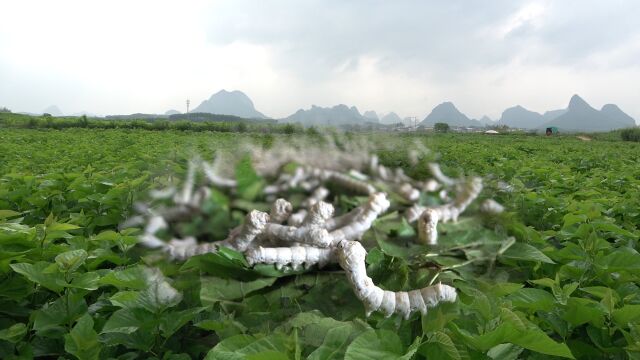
[[180, 250, 257, 280], [99, 309, 156, 351], [33, 292, 88, 333], [597, 248, 640, 274], [0, 323, 27, 343], [487, 343, 523, 360], [200, 276, 276, 305], [159, 307, 207, 338], [420, 331, 461, 360], [613, 305, 640, 328], [136, 270, 182, 313], [307, 325, 356, 360], [508, 288, 556, 312], [562, 297, 606, 327], [508, 328, 574, 358], [68, 272, 100, 290], [64, 313, 101, 360], [93, 230, 120, 242], [55, 249, 88, 273], [344, 329, 411, 360], [99, 266, 148, 289], [0, 210, 20, 219], [205, 333, 292, 360], [101, 308, 148, 334], [501, 243, 555, 264], [235, 155, 264, 201], [10, 262, 65, 292], [48, 222, 81, 231]]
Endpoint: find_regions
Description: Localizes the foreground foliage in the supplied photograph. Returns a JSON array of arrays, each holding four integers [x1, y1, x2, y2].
[[1, 129, 640, 359]]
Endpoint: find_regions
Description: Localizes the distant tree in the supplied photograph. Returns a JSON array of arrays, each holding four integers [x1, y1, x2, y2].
[[79, 115, 89, 127], [235, 122, 248, 133], [487, 124, 509, 131], [434, 122, 450, 132], [0, 107, 11, 113], [621, 127, 640, 142], [283, 123, 296, 134], [306, 126, 320, 136]]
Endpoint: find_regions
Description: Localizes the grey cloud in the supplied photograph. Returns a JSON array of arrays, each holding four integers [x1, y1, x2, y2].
[[205, 1, 525, 77], [205, 0, 640, 76]]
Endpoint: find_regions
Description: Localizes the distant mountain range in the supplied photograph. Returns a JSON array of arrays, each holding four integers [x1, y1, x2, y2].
[[192, 90, 266, 119], [413, 94, 635, 132], [542, 95, 636, 131], [494, 95, 635, 132], [26, 91, 637, 132]]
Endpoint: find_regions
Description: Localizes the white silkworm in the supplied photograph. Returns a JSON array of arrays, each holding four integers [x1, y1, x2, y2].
[[406, 177, 483, 224], [165, 237, 218, 260], [175, 160, 197, 205], [287, 210, 307, 227], [398, 183, 420, 202], [263, 201, 334, 247], [202, 161, 237, 188], [301, 186, 330, 209], [264, 224, 332, 247], [270, 199, 293, 224], [418, 208, 439, 245], [422, 179, 440, 192], [428, 163, 456, 187], [149, 186, 176, 200], [327, 171, 376, 195], [480, 199, 505, 215], [439, 189, 450, 202], [337, 240, 456, 319], [245, 246, 336, 270], [221, 210, 270, 251], [329, 193, 390, 244], [324, 207, 364, 231]]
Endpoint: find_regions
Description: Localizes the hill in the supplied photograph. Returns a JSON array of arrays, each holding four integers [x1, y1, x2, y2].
[[283, 104, 369, 126], [600, 104, 636, 127], [420, 102, 482, 127], [498, 105, 545, 129], [192, 90, 266, 119], [43, 105, 63, 116], [380, 112, 403, 125], [363, 111, 379, 122]]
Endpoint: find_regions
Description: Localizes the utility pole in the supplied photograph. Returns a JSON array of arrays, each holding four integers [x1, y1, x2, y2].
[[407, 116, 418, 130], [186, 99, 190, 114]]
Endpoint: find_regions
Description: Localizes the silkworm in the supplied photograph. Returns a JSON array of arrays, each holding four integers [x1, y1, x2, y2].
[[337, 240, 456, 319], [480, 199, 505, 214], [418, 208, 439, 245], [245, 246, 337, 270], [328, 193, 390, 244]]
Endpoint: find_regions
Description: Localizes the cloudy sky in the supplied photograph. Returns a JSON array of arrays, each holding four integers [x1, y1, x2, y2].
[[1, 0, 639, 121]]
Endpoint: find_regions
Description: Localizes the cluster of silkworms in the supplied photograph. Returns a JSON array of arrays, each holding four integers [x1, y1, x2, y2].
[[131, 143, 503, 319]]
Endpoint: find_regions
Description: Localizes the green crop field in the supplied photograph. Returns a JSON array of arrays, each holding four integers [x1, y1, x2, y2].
[[1, 126, 640, 359]]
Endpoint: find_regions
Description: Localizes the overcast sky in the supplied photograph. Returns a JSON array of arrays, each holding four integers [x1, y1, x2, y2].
[[1, 0, 639, 121]]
